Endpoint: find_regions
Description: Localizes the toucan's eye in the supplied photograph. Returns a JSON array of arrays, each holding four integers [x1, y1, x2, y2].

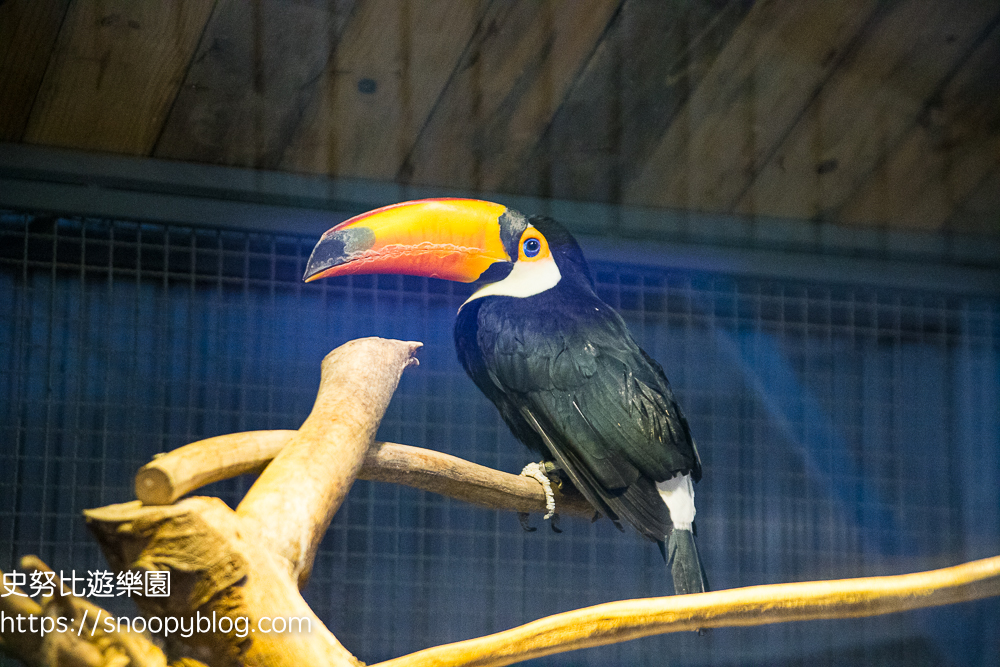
[[523, 237, 541, 258]]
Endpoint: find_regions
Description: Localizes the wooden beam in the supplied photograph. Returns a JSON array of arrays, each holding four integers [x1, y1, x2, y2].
[[625, 0, 885, 213], [22, 0, 217, 155], [153, 0, 354, 168], [840, 19, 1000, 231], [506, 0, 751, 210], [0, 0, 71, 142], [949, 167, 1000, 235], [400, 0, 621, 193], [735, 0, 1000, 223], [280, 0, 490, 180]]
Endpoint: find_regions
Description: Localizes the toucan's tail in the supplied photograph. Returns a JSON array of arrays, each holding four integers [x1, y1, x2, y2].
[[663, 528, 708, 595]]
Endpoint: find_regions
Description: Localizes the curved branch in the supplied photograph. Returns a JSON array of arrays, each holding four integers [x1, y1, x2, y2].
[[362, 442, 594, 518], [236, 338, 421, 586], [135, 430, 295, 506], [136, 435, 595, 519], [372, 554, 1000, 667]]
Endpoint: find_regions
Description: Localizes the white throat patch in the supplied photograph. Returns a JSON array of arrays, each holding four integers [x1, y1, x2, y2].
[[463, 254, 562, 305]]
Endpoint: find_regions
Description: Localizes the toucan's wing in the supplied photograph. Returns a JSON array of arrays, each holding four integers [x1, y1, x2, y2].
[[518, 402, 673, 540], [478, 296, 699, 540]]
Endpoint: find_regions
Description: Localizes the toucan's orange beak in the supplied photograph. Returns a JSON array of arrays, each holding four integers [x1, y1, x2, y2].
[[303, 198, 511, 283]]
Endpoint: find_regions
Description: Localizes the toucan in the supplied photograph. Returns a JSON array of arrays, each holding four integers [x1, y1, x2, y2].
[[302, 198, 708, 596]]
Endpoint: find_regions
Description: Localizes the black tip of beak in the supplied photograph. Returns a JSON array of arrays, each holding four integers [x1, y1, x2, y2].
[[302, 226, 376, 282]]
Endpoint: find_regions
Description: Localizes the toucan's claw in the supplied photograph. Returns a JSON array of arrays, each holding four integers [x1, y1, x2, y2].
[[550, 513, 563, 533], [541, 460, 568, 490], [518, 512, 537, 532]]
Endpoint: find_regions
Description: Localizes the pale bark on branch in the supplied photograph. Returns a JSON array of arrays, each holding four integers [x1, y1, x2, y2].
[[87, 338, 422, 667], [136, 433, 594, 519], [0, 556, 189, 667], [371, 554, 1000, 667]]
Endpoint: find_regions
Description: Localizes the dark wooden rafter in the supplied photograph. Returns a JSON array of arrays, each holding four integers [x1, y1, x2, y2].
[[735, 0, 1000, 224], [624, 0, 888, 214], [280, 0, 492, 180], [841, 15, 1000, 232], [507, 0, 753, 209], [0, 0, 996, 235], [398, 0, 622, 192], [949, 167, 1000, 234], [153, 0, 356, 168], [21, 0, 218, 155], [0, 0, 72, 142]]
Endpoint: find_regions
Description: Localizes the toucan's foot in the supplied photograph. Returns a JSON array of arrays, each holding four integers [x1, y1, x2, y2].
[[540, 459, 560, 475], [541, 460, 571, 491], [550, 513, 562, 533], [518, 512, 537, 532], [520, 461, 556, 520]]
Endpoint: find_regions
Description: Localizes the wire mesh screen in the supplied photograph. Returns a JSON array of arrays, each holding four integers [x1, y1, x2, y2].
[[1, 210, 998, 666]]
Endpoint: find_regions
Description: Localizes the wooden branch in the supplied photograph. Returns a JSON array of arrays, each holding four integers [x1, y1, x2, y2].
[[86, 498, 359, 667], [84, 337, 422, 667], [136, 433, 595, 519], [362, 441, 594, 518], [35, 335, 1000, 667], [373, 554, 1000, 667], [135, 431, 295, 506], [235, 338, 421, 586], [0, 567, 46, 666], [0, 557, 190, 667]]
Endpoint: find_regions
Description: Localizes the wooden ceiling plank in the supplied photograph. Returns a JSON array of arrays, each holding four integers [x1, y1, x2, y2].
[[624, 0, 883, 213], [504, 0, 753, 207], [947, 168, 1000, 235], [0, 0, 72, 142], [280, 0, 489, 180], [154, 0, 354, 169], [736, 0, 1000, 223], [23, 0, 218, 155], [840, 20, 1000, 232], [400, 0, 622, 193]]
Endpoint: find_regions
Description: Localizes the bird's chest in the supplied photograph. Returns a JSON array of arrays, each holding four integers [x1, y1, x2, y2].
[[458, 295, 565, 363]]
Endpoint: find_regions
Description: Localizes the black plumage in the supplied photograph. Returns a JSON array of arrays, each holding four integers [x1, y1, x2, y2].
[[303, 199, 708, 595], [454, 216, 702, 545]]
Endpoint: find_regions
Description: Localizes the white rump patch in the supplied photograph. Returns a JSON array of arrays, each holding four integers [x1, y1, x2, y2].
[[656, 473, 696, 531], [463, 253, 561, 304]]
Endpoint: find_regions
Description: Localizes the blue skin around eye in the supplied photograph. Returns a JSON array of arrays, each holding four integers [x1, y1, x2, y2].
[[523, 239, 541, 257]]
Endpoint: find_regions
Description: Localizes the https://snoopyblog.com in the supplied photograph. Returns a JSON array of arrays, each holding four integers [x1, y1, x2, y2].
[[2, 568, 311, 639]]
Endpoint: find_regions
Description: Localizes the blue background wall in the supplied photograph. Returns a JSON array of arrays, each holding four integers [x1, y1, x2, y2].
[[1, 212, 998, 666]]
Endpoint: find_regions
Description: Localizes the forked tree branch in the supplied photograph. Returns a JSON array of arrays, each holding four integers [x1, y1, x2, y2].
[[235, 338, 422, 586], [88, 338, 423, 667], [124, 338, 1000, 667], [15, 337, 997, 667]]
